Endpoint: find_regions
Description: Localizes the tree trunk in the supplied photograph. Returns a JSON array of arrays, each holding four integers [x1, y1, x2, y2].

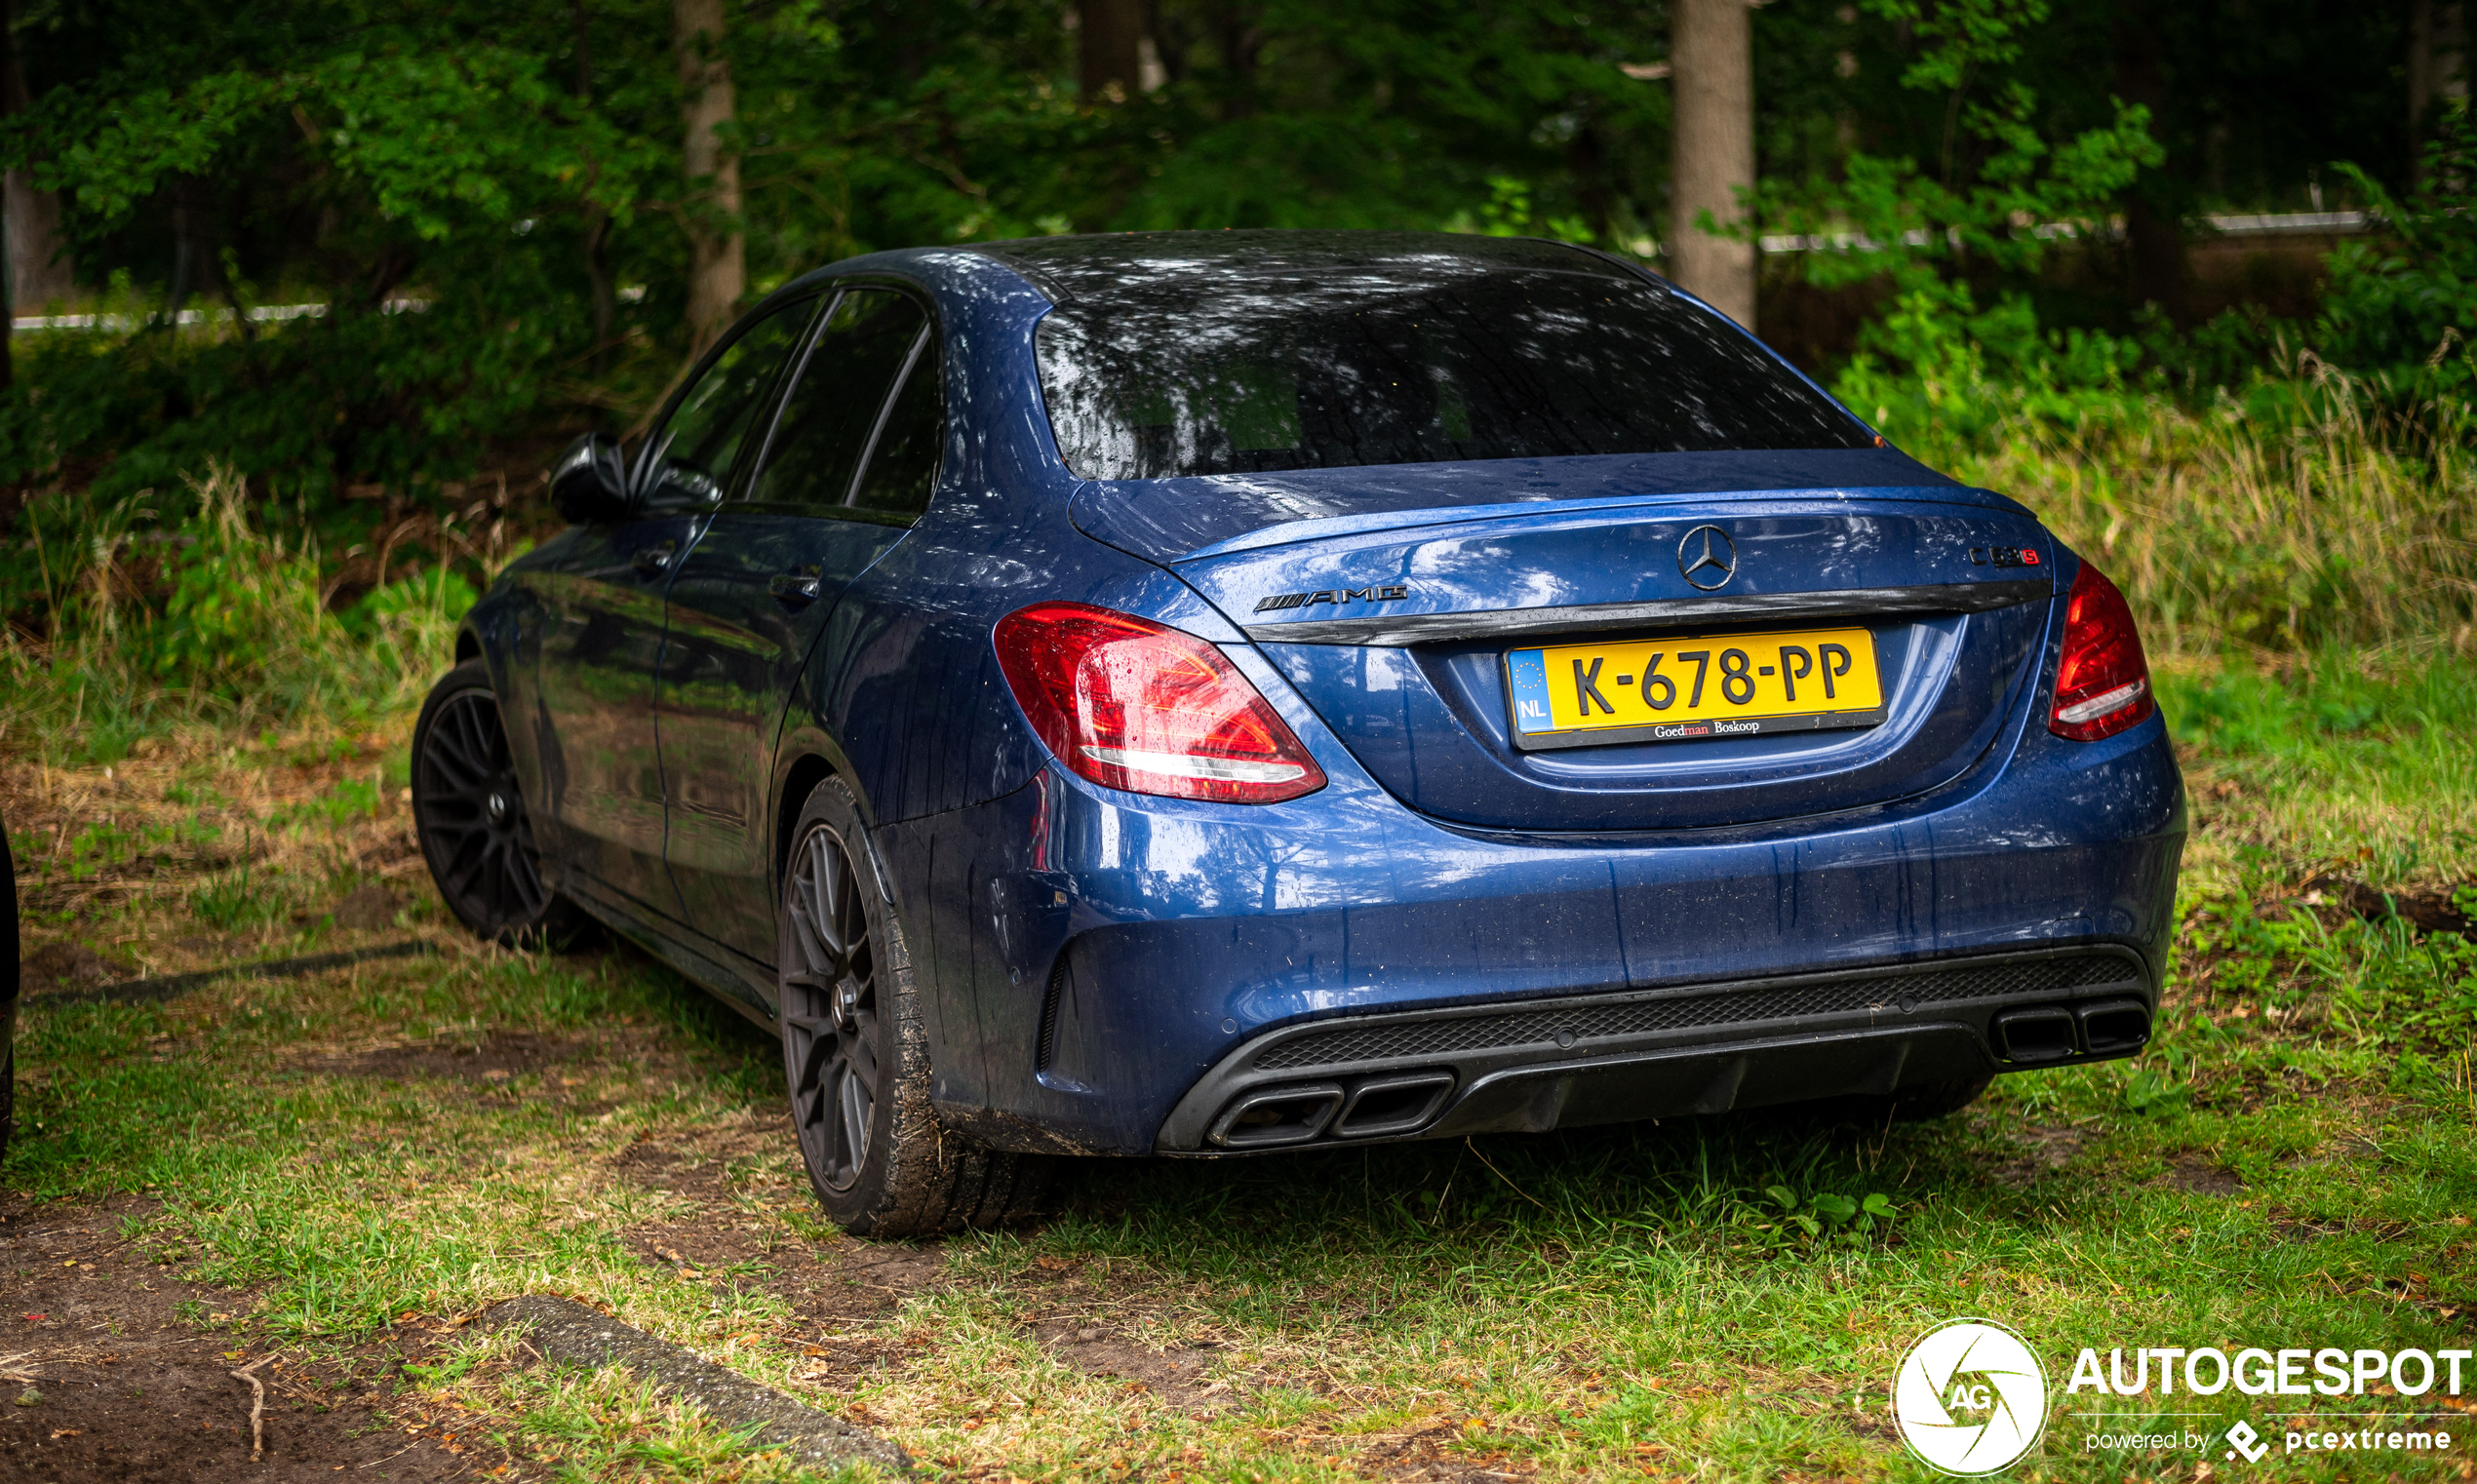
[[572, 0, 617, 360], [2113, 0, 2186, 322], [2410, 0, 2470, 180], [0, 0, 70, 322], [1210, 1, 1263, 120], [673, 0, 742, 355], [1669, 0, 1756, 331], [1080, 0, 1152, 102]]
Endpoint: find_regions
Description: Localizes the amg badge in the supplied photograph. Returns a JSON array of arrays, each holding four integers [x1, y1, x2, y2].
[[1253, 584, 1410, 613]]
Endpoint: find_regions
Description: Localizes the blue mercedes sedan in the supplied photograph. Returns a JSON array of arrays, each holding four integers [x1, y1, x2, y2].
[[412, 231, 2183, 1235]]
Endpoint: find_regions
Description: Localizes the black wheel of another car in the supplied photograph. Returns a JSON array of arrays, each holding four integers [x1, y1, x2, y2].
[[780, 778, 1048, 1237], [413, 659, 578, 945]]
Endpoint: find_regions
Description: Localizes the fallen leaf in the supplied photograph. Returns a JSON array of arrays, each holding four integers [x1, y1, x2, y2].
[[49, 1427, 82, 1439]]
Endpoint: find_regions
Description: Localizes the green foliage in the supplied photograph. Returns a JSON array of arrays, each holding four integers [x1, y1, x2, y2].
[[2316, 105, 2477, 390], [0, 465, 477, 761], [1753, 0, 2161, 386], [186, 858, 294, 931], [1757, 1183, 1900, 1245]]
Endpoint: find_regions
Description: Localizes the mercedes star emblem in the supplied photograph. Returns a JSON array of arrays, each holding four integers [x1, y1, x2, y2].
[[1677, 525, 1737, 590]]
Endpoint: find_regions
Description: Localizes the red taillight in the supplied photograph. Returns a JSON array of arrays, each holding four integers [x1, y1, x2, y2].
[[2048, 562, 2155, 742], [995, 603, 1327, 804]]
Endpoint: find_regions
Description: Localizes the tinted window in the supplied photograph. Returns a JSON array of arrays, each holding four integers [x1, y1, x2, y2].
[[1033, 263, 1870, 480], [642, 298, 816, 506], [745, 290, 926, 513], [850, 339, 942, 521]]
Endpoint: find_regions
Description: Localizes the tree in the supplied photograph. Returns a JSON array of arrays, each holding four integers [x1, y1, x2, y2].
[[1671, 0, 1757, 329], [1080, 0, 1156, 101], [2409, 0, 2469, 181], [674, 0, 742, 353], [1752, 0, 2160, 395], [0, 0, 73, 317]]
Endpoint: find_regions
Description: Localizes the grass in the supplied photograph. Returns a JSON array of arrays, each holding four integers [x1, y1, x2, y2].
[[5, 645, 2475, 1482], [1896, 361, 2477, 660], [2161, 650, 2477, 885], [0, 383, 2470, 1476], [0, 463, 483, 763]]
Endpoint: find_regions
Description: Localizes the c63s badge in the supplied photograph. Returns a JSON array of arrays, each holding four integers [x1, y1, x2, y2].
[[1253, 584, 1410, 613]]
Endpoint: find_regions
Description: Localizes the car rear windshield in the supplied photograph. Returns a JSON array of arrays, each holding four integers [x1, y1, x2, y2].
[[1028, 254, 1873, 481]]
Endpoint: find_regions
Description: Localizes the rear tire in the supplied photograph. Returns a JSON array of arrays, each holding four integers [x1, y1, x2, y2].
[[412, 659, 585, 946], [779, 777, 1048, 1237]]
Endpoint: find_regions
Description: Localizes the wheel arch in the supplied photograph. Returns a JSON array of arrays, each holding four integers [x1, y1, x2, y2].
[[774, 751, 843, 898]]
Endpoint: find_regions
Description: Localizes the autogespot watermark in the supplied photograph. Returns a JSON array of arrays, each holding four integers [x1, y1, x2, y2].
[[2064, 1345, 2465, 1465], [1891, 1319, 2051, 1475], [1885, 1326, 2469, 1474]]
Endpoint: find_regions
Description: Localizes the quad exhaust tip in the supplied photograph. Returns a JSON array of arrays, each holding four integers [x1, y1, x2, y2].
[[1992, 996, 2151, 1065], [1208, 1071, 1456, 1149], [1204, 992, 2152, 1148]]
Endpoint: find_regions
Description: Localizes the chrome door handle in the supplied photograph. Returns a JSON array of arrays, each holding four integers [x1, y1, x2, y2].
[[632, 541, 677, 577], [768, 572, 821, 604]]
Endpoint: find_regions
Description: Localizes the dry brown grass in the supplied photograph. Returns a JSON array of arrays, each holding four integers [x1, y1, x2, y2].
[[4, 714, 432, 985], [1941, 368, 2477, 659]]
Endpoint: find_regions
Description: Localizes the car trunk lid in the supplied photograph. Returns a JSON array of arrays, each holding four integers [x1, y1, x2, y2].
[[1081, 457, 2059, 833]]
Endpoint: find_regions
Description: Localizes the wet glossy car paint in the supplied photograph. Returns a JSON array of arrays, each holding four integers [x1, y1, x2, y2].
[[462, 240, 2185, 1158]]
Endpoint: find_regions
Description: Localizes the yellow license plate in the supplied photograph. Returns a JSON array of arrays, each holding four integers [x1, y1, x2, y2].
[[1505, 626, 1886, 751]]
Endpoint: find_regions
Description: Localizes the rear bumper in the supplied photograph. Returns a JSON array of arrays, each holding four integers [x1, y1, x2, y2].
[[877, 703, 2184, 1158], [1155, 944, 2148, 1152]]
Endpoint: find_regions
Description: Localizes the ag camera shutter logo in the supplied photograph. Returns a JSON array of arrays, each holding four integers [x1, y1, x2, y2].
[[1892, 1318, 2050, 1475]]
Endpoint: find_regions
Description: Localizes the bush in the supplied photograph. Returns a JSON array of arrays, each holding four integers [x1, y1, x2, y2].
[[2315, 105, 2477, 395], [1931, 365, 2477, 655], [0, 464, 478, 761]]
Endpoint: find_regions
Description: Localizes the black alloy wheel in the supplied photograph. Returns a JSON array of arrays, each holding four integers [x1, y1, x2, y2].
[[777, 777, 1051, 1237], [782, 819, 882, 1193], [413, 659, 567, 943]]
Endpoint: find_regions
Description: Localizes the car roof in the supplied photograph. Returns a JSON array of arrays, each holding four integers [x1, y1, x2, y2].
[[962, 228, 1646, 304]]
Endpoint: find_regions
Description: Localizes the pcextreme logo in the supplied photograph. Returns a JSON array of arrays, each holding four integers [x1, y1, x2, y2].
[[1891, 1318, 2051, 1476]]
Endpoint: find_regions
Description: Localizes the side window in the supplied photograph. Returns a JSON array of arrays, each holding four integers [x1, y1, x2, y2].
[[640, 298, 816, 507], [849, 337, 943, 521], [745, 289, 927, 514]]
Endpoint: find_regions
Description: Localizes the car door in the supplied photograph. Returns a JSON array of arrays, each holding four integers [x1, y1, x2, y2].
[[657, 285, 944, 972], [529, 295, 818, 915]]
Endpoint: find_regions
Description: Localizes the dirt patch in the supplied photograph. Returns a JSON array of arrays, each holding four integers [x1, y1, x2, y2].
[[333, 883, 405, 931], [2158, 1153, 2243, 1195], [619, 1211, 950, 1344], [2303, 876, 2475, 937], [1030, 1313, 1236, 1414], [300, 1030, 600, 1085], [1988, 1124, 2086, 1188], [0, 1192, 477, 1482], [19, 941, 130, 992], [1354, 1419, 1514, 1480], [608, 1126, 786, 1202]]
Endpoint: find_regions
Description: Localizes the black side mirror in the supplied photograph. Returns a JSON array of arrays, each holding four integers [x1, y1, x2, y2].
[[548, 433, 631, 525]]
